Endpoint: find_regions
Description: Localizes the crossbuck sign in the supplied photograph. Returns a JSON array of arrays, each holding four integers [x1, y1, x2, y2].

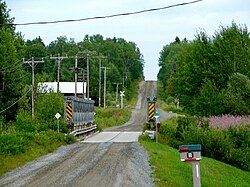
[[120, 91, 125, 97], [120, 91, 125, 109]]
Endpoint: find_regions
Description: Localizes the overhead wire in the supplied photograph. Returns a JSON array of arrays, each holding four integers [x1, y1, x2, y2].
[[8, 0, 203, 26], [0, 86, 31, 114]]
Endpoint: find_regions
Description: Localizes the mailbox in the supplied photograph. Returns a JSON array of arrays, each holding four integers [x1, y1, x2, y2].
[[179, 144, 201, 162]]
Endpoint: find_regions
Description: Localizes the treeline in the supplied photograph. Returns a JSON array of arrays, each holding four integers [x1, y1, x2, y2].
[[158, 22, 250, 116], [0, 1, 144, 122]]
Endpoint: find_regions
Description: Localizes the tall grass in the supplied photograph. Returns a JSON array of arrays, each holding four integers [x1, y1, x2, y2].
[[95, 107, 131, 130]]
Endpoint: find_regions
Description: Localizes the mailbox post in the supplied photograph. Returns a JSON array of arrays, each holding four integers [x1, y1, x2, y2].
[[179, 144, 202, 187]]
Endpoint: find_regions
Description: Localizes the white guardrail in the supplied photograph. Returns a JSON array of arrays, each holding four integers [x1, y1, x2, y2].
[[70, 125, 97, 137]]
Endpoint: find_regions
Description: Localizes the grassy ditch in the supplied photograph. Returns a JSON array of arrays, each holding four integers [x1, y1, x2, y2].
[[95, 107, 131, 130], [140, 136, 250, 187]]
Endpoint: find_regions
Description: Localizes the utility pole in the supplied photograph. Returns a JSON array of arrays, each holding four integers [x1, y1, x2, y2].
[[113, 83, 122, 106], [98, 55, 106, 107], [99, 57, 102, 107], [74, 56, 78, 98], [50, 54, 68, 93], [86, 53, 90, 99], [82, 68, 87, 99], [123, 71, 128, 88], [101, 66, 110, 108], [81, 50, 92, 100], [23, 57, 44, 119]]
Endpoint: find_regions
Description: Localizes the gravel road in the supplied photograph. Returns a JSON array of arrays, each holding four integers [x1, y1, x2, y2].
[[0, 81, 172, 187]]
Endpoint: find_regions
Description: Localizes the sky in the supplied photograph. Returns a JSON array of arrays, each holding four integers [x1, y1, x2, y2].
[[5, 0, 250, 80]]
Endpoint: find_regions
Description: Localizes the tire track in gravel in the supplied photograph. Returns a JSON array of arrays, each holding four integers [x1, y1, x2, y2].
[[73, 143, 152, 187], [26, 143, 103, 187]]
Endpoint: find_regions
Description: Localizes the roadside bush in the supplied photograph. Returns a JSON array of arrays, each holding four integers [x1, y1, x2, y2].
[[158, 117, 250, 171], [175, 116, 196, 141], [229, 147, 250, 171], [139, 133, 154, 142], [0, 133, 25, 155], [202, 129, 234, 162], [180, 125, 204, 146], [15, 109, 38, 132], [65, 133, 77, 144], [33, 130, 65, 146], [228, 125, 250, 148], [35, 93, 65, 131], [159, 121, 176, 146], [165, 96, 175, 105], [163, 105, 183, 114]]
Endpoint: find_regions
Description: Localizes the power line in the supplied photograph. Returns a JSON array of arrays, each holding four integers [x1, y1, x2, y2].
[[0, 87, 31, 114], [9, 0, 203, 26]]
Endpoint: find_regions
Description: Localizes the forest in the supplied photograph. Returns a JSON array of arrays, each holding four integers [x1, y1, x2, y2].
[[158, 22, 250, 116]]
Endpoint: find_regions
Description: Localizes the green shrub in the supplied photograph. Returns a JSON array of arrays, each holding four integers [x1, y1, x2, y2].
[[15, 109, 38, 132], [181, 125, 204, 145], [139, 133, 154, 142], [228, 125, 250, 148], [35, 93, 65, 131], [163, 105, 183, 114], [33, 130, 67, 146], [165, 96, 175, 105], [159, 121, 176, 145], [229, 147, 250, 171], [202, 130, 234, 161], [0, 133, 25, 155], [65, 134, 77, 144], [175, 116, 196, 141], [33, 131, 51, 146]]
